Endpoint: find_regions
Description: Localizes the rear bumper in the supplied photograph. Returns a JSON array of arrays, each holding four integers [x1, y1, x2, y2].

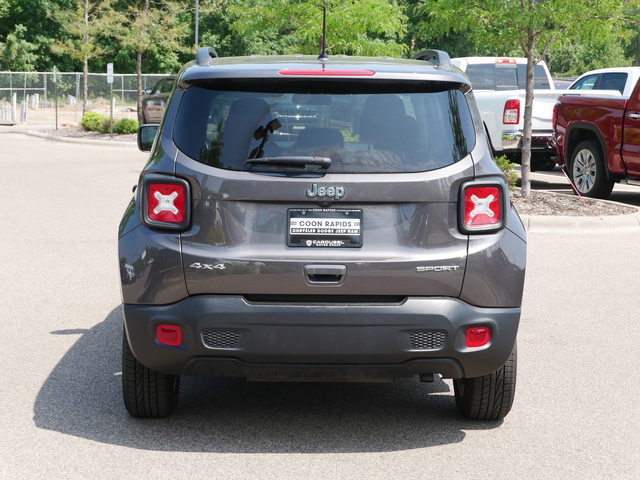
[[123, 296, 520, 380], [501, 130, 555, 153]]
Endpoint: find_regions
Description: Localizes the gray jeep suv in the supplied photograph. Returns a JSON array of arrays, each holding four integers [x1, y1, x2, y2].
[[119, 47, 527, 420]]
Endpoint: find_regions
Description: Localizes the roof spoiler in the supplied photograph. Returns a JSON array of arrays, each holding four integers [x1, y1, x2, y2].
[[413, 49, 451, 69], [196, 46, 219, 66]]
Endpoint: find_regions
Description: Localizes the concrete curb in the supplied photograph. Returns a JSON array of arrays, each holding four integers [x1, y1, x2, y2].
[[25, 130, 138, 148], [520, 212, 640, 233], [517, 188, 640, 233]]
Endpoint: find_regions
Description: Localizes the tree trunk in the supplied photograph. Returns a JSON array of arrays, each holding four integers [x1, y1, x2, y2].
[[137, 50, 143, 123], [137, 0, 150, 123], [82, 0, 90, 113], [521, 27, 536, 198]]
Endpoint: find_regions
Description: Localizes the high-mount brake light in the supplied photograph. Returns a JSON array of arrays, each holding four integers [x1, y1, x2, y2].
[[495, 58, 516, 64], [503, 99, 520, 124], [279, 69, 375, 76], [459, 183, 504, 234], [140, 175, 191, 230]]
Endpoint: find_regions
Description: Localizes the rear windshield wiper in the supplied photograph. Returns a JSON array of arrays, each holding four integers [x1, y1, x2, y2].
[[246, 156, 332, 169]]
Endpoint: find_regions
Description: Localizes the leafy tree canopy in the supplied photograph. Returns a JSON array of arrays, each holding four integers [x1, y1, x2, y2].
[[0, 24, 38, 70], [417, 0, 638, 67], [227, 0, 407, 57], [2, 0, 640, 76]]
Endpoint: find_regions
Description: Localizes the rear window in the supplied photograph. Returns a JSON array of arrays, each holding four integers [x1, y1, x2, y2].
[[465, 63, 551, 90], [172, 82, 476, 174], [570, 72, 628, 94], [598, 73, 627, 94]]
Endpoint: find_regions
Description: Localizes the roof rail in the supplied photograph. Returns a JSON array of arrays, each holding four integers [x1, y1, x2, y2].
[[413, 49, 451, 68], [196, 46, 219, 66]]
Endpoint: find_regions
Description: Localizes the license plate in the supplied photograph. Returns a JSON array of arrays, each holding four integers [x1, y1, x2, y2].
[[288, 208, 363, 248]]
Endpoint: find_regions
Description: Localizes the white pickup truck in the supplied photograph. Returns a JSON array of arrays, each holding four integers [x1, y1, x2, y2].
[[452, 57, 560, 170]]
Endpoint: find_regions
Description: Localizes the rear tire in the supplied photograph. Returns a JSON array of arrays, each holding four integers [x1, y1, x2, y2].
[[453, 343, 517, 421], [569, 140, 614, 198], [122, 328, 180, 418]]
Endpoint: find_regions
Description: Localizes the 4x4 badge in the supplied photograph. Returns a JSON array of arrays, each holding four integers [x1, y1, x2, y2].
[[306, 183, 345, 200], [190, 263, 226, 270]]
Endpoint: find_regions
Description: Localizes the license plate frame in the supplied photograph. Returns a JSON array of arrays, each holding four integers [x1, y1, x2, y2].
[[287, 208, 363, 248]]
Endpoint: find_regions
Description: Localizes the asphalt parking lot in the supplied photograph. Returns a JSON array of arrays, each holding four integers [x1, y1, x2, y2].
[[1, 126, 639, 479]]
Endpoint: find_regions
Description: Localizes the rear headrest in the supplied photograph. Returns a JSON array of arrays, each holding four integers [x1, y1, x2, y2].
[[295, 128, 344, 150]]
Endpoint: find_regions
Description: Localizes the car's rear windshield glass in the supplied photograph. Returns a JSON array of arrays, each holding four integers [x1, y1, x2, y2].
[[172, 81, 476, 173], [465, 64, 551, 90]]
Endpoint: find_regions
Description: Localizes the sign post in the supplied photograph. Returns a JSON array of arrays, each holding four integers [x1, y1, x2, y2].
[[107, 63, 114, 137]]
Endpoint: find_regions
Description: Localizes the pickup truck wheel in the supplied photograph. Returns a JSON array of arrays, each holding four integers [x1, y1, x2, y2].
[[122, 328, 180, 418], [453, 343, 517, 421], [570, 140, 614, 198]]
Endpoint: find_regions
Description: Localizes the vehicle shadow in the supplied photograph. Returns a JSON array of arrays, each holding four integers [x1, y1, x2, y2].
[[33, 306, 503, 453]]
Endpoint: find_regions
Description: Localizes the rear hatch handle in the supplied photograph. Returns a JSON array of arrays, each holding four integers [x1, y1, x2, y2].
[[304, 265, 347, 286]]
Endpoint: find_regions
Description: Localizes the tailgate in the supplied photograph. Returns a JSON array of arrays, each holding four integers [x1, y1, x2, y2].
[[178, 159, 472, 298]]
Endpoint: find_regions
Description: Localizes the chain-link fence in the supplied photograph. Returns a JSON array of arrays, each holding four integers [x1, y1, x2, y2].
[[0, 71, 169, 125]]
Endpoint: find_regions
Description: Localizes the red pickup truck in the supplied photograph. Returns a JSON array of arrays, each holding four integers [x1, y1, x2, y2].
[[553, 79, 640, 198]]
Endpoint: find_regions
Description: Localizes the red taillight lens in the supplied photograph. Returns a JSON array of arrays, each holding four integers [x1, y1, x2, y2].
[[156, 325, 182, 346], [140, 175, 191, 230], [279, 69, 375, 76], [503, 99, 520, 124], [552, 102, 558, 130], [147, 183, 185, 223], [466, 327, 490, 348], [460, 184, 504, 233]]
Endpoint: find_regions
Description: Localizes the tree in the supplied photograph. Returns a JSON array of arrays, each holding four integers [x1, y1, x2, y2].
[[227, 0, 407, 57], [547, 29, 631, 77], [0, 24, 38, 71], [110, 0, 192, 122], [0, 0, 78, 71], [419, 0, 635, 197], [50, 0, 116, 111]]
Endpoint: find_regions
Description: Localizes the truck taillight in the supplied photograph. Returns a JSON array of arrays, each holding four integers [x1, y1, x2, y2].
[[140, 175, 191, 230], [552, 102, 558, 130], [503, 99, 520, 124], [459, 183, 505, 234]]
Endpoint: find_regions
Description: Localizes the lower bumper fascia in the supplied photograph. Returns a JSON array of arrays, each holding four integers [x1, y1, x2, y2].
[[122, 296, 520, 380]]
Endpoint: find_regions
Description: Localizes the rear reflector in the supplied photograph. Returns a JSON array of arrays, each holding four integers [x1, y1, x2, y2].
[[466, 327, 490, 348], [459, 183, 504, 234], [156, 325, 182, 346], [279, 69, 375, 76], [140, 174, 191, 230], [503, 99, 520, 124]]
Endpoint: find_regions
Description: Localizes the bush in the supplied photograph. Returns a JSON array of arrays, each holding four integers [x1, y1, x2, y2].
[[494, 155, 518, 190], [80, 111, 107, 132], [114, 118, 139, 134], [99, 118, 112, 134]]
